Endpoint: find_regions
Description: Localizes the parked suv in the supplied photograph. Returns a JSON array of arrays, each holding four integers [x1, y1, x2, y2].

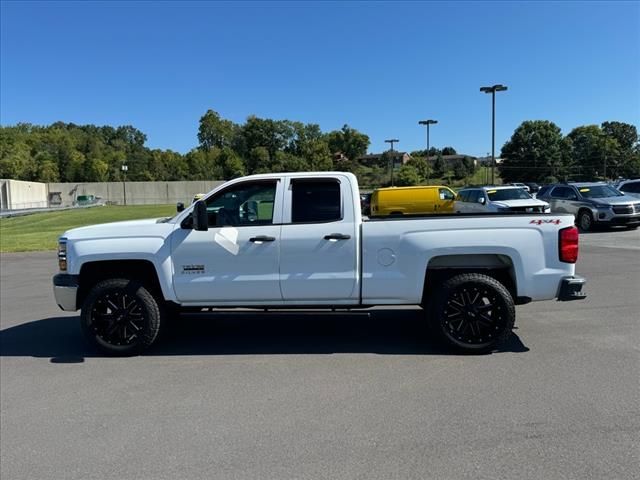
[[537, 182, 640, 231], [455, 186, 550, 214]]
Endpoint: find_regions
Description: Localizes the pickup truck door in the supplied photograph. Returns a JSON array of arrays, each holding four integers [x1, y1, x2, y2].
[[279, 176, 359, 303], [170, 179, 284, 304]]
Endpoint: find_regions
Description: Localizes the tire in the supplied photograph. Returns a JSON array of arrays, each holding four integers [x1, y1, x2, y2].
[[577, 210, 593, 232], [429, 273, 515, 354], [81, 278, 162, 356]]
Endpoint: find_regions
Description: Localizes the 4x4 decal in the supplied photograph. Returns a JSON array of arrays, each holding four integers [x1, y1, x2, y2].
[[530, 219, 561, 225]]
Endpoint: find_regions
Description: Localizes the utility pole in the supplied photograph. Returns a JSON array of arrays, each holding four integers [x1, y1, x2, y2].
[[480, 84, 508, 184], [418, 120, 437, 183], [385, 139, 399, 186]]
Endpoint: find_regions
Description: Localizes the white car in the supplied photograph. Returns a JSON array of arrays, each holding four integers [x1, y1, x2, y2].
[[509, 182, 530, 192], [53, 172, 583, 356], [455, 186, 550, 213], [615, 179, 640, 199]]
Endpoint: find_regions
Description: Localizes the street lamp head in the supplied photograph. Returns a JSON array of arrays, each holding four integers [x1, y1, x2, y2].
[[384, 139, 399, 143], [419, 120, 438, 125], [481, 84, 508, 93]]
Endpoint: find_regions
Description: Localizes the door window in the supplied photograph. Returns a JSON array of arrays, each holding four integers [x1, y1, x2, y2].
[[291, 179, 342, 223], [458, 190, 470, 202], [439, 188, 455, 201], [550, 186, 574, 199], [206, 181, 277, 226], [468, 190, 482, 203]]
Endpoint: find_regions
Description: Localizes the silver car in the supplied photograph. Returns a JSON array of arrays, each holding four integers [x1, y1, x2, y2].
[[537, 182, 640, 231]]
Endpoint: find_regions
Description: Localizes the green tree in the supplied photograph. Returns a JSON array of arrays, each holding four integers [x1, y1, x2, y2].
[[86, 158, 109, 182], [198, 110, 237, 150], [433, 153, 445, 178], [0, 142, 35, 180], [441, 146, 457, 155], [218, 147, 245, 179], [407, 156, 429, 181], [500, 120, 565, 183], [325, 125, 370, 162], [601, 121, 639, 178], [566, 125, 611, 179], [65, 151, 86, 182], [453, 161, 468, 180], [395, 165, 421, 186], [247, 146, 272, 174]]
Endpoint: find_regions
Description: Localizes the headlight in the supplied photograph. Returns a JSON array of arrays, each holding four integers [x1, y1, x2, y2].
[[58, 238, 67, 271]]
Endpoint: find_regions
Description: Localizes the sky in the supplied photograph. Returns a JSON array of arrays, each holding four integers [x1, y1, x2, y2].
[[1, 1, 639, 157]]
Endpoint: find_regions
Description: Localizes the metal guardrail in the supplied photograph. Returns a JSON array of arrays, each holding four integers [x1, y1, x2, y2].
[[0, 203, 104, 219]]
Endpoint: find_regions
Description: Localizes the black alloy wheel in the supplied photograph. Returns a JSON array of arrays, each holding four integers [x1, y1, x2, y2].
[[81, 279, 162, 355], [91, 291, 145, 346], [431, 273, 515, 353]]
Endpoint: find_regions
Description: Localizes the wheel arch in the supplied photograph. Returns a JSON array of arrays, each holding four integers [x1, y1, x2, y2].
[[421, 254, 519, 306], [78, 260, 165, 308]]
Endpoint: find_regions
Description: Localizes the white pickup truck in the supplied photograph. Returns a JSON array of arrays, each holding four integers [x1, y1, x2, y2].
[[53, 172, 586, 355]]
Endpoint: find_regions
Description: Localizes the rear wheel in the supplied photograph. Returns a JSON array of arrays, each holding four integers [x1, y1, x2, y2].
[[577, 210, 593, 232], [429, 273, 515, 353], [81, 278, 162, 356]]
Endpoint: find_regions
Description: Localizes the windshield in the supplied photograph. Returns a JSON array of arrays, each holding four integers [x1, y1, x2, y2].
[[578, 185, 623, 198], [487, 188, 532, 201]]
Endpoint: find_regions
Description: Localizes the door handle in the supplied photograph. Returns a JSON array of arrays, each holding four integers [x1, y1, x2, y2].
[[324, 233, 351, 241], [249, 235, 276, 243]]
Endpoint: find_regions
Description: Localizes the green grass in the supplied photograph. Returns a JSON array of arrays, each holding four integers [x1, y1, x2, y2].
[[0, 205, 175, 252]]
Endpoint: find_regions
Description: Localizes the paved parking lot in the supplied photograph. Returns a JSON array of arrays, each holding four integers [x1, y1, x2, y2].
[[1, 228, 639, 480]]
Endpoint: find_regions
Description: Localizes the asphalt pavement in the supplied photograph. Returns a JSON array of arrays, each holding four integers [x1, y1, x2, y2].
[[1, 228, 639, 480]]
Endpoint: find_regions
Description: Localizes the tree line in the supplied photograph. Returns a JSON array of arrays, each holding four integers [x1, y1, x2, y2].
[[499, 120, 640, 183], [0, 112, 370, 184], [1, 110, 638, 186]]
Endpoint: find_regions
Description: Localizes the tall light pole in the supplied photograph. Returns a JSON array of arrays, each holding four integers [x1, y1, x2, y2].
[[385, 139, 399, 186], [121, 164, 128, 206], [480, 84, 508, 184], [418, 120, 437, 182]]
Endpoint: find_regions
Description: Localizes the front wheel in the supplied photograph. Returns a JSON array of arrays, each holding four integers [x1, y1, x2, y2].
[[577, 210, 594, 232], [81, 278, 162, 356], [429, 273, 515, 353]]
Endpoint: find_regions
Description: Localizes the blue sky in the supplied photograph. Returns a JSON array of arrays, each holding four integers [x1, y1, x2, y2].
[[1, 1, 639, 156]]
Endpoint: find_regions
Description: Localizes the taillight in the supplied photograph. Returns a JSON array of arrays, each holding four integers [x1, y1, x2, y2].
[[559, 226, 579, 263]]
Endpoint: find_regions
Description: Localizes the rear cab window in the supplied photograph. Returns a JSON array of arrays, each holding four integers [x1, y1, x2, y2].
[[291, 178, 342, 223]]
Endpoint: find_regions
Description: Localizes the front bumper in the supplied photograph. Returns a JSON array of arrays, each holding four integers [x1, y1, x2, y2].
[[592, 207, 640, 225], [53, 274, 79, 311], [557, 276, 587, 301]]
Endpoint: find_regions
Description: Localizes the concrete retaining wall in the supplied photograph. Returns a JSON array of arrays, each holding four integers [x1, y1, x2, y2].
[[0, 179, 49, 210], [1, 179, 225, 210]]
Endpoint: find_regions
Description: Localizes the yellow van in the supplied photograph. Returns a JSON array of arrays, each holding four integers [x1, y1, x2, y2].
[[370, 185, 457, 216]]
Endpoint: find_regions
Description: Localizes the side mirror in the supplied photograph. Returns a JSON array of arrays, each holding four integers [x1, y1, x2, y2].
[[193, 200, 209, 231], [479, 197, 486, 204], [176, 202, 185, 213]]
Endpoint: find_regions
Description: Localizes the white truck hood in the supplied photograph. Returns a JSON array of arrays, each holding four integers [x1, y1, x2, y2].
[[62, 218, 175, 241], [492, 198, 549, 208]]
